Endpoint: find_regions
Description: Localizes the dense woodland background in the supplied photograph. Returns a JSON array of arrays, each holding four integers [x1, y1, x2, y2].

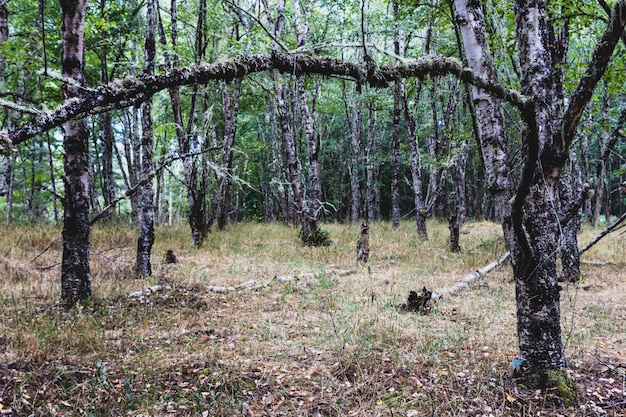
[[1, 0, 625, 231]]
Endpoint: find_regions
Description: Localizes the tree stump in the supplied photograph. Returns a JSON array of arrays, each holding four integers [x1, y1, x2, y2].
[[356, 223, 370, 263]]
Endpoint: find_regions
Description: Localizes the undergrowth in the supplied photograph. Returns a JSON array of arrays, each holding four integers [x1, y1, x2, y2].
[[0, 220, 624, 416]]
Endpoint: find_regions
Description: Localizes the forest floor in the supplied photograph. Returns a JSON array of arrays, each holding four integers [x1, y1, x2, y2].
[[0, 219, 625, 416]]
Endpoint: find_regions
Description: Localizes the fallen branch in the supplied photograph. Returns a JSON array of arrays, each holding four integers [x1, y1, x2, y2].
[[432, 251, 510, 299], [207, 268, 356, 293], [128, 284, 173, 298], [579, 210, 626, 255]]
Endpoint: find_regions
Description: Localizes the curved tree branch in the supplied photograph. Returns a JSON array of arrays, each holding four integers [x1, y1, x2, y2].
[[560, 0, 626, 155], [0, 52, 530, 155]]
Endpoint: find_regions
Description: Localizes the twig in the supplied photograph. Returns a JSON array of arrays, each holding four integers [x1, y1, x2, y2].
[[31, 238, 61, 262], [90, 149, 218, 225], [579, 210, 626, 255]]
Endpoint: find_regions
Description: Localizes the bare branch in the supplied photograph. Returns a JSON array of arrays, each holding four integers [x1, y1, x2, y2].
[[560, 0, 626, 155], [579, 210, 626, 255], [1, 52, 530, 155]]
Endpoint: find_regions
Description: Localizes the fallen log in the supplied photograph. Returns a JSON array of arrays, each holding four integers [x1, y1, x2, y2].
[[432, 251, 510, 299]]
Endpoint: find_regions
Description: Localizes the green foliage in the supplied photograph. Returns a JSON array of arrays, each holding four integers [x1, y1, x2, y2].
[[298, 224, 332, 247]]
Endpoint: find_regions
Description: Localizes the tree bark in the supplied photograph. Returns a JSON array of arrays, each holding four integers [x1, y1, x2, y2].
[[135, 0, 156, 278], [262, 0, 304, 227], [507, 0, 625, 394], [403, 15, 432, 238], [454, 0, 514, 251], [294, 0, 324, 240], [364, 105, 376, 224], [59, 0, 91, 306], [0, 0, 14, 222], [97, 0, 115, 220], [342, 83, 362, 223], [390, 0, 404, 229], [558, 150, 582, 282], [207, 78, 242, 231]]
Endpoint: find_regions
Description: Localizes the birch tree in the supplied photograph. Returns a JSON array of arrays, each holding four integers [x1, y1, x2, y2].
[[135, 0, 156, 278], [59, 0, 91, 306]]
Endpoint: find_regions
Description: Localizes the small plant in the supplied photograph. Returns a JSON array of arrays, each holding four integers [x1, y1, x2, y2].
[[298, 225, 332, 247]]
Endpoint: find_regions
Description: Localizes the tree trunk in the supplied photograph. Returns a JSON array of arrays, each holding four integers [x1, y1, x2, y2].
[[97, 0, 115, 220], [60, 0, 91, 306], [263, 0, 304, 226], [403, 13, 431, 238], [208, 78, 242, 231], [135, 0, 156, 278], [343, 83, 362, 223], [364, 105, 376, 224], [558, 150, 582, 282], [0, 0, 8, 211], [45, 132, 59, 222], [121, 107, 141, 224], [455, 0, 569, 393], [448, 206, 461, 253], [265, 90, 290, 223], [390, 0, 404, 228], [294, 0, 323, 239]]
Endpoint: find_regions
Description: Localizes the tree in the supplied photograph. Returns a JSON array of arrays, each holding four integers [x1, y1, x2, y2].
[[59, 0, 91, 306], [135, 0, 156, 278]]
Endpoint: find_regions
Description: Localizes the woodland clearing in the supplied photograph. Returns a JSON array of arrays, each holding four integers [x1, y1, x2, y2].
[[0, 220, 624, 416]]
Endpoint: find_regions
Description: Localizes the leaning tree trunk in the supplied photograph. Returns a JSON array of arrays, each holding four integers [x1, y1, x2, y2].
[[60, 0, 91, 306], [135, 0, 157, 278]]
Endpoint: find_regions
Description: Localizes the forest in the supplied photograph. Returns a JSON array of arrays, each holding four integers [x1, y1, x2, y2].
[[1, 0, 626, 415]]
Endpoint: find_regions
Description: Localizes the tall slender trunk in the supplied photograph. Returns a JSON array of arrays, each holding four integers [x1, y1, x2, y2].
[[98, 0, 115, 220], [263, 0, 304, 226], [265, 90, 290, 223], [454, 0, 514, 250], [365, 105, 376, 224], [160, 0, 208, 246], [294, 0, 323, 238], [45, 132, 59, 222], [404, 16, 432, 238], [208, 78, 242, 231], [425, 79, 442, 216], [60, 0, 91, 306], [121, 107, 141, 223], [342, 83, 362, 223], [0, 0, 8, 201], [135, 0, 156, 278], [390, 0, 403, 228]]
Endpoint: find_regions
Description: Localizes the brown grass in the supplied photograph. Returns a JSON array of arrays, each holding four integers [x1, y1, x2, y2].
[[0, 220, 624, 416]]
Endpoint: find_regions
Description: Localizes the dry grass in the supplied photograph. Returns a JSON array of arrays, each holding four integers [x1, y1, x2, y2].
[[0, 219, 625, 416]]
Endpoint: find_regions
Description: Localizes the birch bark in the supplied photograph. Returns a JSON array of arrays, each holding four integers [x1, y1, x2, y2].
[[135, 0, 156, 277], [59, 0, 91, 306]]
